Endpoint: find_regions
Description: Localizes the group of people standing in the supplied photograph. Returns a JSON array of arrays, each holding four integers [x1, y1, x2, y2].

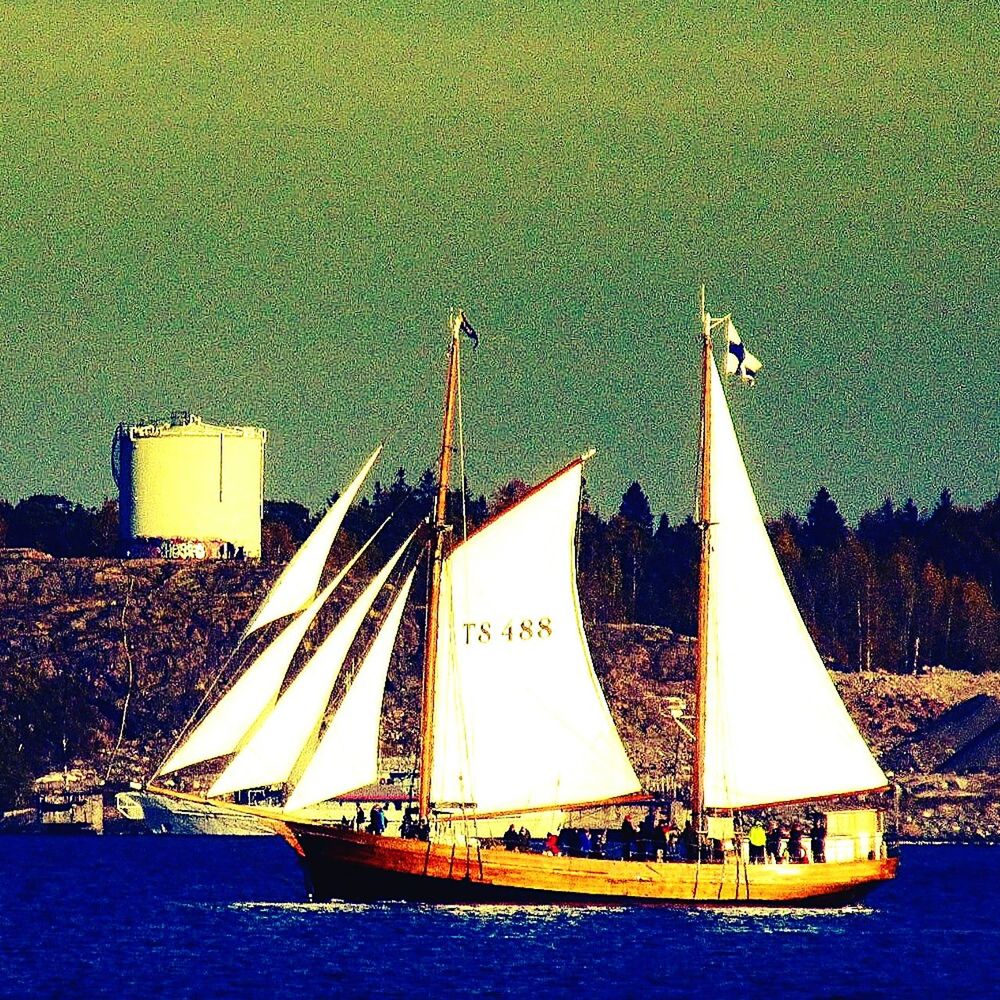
[[355, 802, 828, 866], [619, 811, 691, 861], [502, 824, 533, 851], [748, 818, 826, 864], [350, 803, 429, 841]]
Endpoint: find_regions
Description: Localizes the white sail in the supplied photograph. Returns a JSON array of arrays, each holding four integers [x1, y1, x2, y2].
[[285, 569, 416, 812], [157, 578, 338, 777], [702, 355, 888, 808], [242, 444, 383, 638], [431, 460, 641, 815], [208, 534, 413, 797]]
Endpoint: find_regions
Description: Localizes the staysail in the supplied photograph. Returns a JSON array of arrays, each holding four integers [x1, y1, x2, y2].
[[431, 459, 641, 815], [208, 533, 414, 797], [242, 444, 383, 638], [157, 578, 338, 777], [702, 355, 888, 808], [285, 569, 417, 811]]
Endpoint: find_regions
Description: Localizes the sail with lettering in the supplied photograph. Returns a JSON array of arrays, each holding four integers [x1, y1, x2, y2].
[[431, 459, 640, 814]]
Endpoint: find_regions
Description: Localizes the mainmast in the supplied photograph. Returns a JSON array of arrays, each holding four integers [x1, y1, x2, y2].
[[692, 285, 712, 823], [417, 310, 463, 819]]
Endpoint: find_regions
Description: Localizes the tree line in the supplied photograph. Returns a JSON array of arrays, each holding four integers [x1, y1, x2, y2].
[[1, 476, 997, 674]]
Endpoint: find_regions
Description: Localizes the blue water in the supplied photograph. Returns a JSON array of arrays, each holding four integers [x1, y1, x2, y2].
[[0, 838, 995, 999]]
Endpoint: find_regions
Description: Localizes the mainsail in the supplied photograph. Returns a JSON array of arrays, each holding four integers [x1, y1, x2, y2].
[[208, 533, 414, 797], [157, 579, 338, 777], [702, 354, 888, 808], [242, 444, 383, 638], [431, 459, 641, 815], [285, 569, 417, 812]]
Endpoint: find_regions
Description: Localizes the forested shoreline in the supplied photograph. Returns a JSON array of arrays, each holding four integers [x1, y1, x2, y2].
[[0, 472, 997, 810], [2, 472, 997, 674]]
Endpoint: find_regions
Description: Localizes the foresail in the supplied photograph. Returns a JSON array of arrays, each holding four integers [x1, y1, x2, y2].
[[157, 579, 337, 777], [242, 444, 383, 638], [431, 460, 641, 815], [703, 356, 888, 808], [285, 569, 416, 812], [208, 532, 414, 798]]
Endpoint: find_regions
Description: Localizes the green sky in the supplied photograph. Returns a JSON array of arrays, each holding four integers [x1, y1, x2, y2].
[[1, 1, 997, 523]]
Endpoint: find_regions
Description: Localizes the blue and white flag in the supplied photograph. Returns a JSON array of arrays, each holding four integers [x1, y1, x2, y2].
[[724, 319, 761, 385], [457, 310, 479, 349]]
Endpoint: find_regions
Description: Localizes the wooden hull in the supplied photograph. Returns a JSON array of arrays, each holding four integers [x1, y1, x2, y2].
[[280, 821, 899, 906]]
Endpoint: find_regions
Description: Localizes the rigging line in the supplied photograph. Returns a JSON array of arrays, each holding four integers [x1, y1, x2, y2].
[[151, 619, 255, 780], [462, 803, 473, 878], [440, 581, 477, 812], [104, 576, 136, 785], [455, 326, 468, 541]]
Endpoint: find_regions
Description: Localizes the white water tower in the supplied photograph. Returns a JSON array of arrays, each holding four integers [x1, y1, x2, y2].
[[113, 412, 267, 559]]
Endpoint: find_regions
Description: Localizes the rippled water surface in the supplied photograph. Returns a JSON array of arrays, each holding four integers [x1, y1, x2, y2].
[[1, 839, 995, 998]]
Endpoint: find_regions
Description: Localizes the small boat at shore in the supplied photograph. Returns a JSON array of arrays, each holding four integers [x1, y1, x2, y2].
[[150, 297, 897, 903]]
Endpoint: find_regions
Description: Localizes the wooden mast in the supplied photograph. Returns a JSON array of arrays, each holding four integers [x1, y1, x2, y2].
[[692, 285, 712, 824], [418, 310, 463, 819]]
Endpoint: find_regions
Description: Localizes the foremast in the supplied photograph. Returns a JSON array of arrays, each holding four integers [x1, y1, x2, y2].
[[418, 310, 464, 819], [692, 285, 712, 824]]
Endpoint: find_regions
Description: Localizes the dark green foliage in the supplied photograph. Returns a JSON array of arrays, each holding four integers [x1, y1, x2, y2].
[[6, 495, 115, 557], [263, 500, 312, 545], [0, 658, 100, 807], [619, 482, 654, 535], [780, 492, 999, 674], [804, 486, 848, 551]]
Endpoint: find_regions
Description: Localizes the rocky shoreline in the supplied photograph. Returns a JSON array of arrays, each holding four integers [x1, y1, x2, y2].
[[1, 554, 998, 839]]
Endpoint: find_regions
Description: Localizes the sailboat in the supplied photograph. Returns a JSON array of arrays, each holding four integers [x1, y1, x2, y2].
[[150, 299, 898, 902]]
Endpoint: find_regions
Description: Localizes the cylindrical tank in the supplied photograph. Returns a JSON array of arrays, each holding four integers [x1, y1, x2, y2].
[[113, 412, 266, 559]]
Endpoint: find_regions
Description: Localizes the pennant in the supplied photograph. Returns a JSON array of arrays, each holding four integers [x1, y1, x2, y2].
[[458, 310, 479, 349], [724, 318, 762, 385]]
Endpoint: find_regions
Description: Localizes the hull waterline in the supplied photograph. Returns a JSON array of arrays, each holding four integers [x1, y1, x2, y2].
[[281, 822, 898, 906]]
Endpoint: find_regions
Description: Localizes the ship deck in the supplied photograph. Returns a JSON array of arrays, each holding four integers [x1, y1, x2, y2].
[[280, 820, 898, 906]]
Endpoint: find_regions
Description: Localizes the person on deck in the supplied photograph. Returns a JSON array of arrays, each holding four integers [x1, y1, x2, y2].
[[810, 818, 827, 863], [653, 819, 669, 861], [503, 824, 519, 851], [681, 819, 699, 862], [765, 821, 779, 864], [518, 826, 532, 851], [620, 816, 636, 861], [544, 832, 560, 856], [788, 822, 806, 863], [638, 810, 656, 860], [776, 825, 789, 863], [369, 804, 387, 835], [749, 820, 767, 864], [579, 828, 592, 857]]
